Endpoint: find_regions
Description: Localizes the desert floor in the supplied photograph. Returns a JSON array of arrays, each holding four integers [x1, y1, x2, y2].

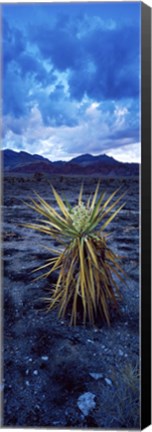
[[2, 174, 140, 428]]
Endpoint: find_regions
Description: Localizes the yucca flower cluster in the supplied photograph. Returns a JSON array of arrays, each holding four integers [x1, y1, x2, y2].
[[70, 203, 92, 231], [24, 183, 126, 326]]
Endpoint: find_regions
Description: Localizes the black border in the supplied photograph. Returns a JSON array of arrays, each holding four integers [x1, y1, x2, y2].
[[141, 2, 151, 429]]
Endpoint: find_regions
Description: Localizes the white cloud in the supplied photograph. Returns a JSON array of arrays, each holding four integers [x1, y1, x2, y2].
[[107, 142, 141, 163], [77, 15, 116, 39], [114, 105, 128, 127], [3, 98, 140, 163], [86, 102, 100, 116]]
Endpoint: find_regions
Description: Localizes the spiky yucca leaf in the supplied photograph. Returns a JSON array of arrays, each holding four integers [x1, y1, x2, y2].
[[24, 183, 126, 325]]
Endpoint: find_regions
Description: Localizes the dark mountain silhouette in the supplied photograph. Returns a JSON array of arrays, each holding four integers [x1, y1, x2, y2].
[[3, 149, 51, 171], [2, 149, 139, 176], [70, 153, 120, 166]]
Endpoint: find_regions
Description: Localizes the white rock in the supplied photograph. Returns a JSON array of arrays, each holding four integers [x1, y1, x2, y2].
[[33, 370, 38, 375], [105, 378, 113, 386], [118, 349, 123, 356], [77, 392, 96, 416], [41, 355, 49, 361], [52, 421, 64, 426], [89, 373, 103, 380], [87, 339, 94, 344]]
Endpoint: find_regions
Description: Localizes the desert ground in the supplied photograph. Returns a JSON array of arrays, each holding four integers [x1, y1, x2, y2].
[[2, 174, 140, 428]]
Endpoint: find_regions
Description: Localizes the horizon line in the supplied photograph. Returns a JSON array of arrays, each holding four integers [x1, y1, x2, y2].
[[2, 147, 140, 164]]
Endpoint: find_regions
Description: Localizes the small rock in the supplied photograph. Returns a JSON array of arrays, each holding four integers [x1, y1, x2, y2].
[[25, 369, 29, 375], [118, 349, 123, 356], [77, 392, 96, 416], [25, 380, 30, 386], [41, 355, 49, 361], [28, 358, 32, 362], [52, 421, 62, 426], [89, 373, 103, 380], [33, 370, 38, 376], [105, 378, 113, 386], [87, 339, 94, 344]]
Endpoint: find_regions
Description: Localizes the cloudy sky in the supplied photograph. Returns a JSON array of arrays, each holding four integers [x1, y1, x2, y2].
[[2, 2, 141, 162]]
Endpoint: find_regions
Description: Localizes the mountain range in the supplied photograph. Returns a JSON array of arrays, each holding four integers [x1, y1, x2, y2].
[[2, 149, 139, 176]]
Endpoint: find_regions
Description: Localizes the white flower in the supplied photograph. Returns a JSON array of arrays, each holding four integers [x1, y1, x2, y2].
[[70, 204, 92, 232]]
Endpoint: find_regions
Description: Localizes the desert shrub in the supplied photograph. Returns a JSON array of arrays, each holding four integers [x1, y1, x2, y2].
[[33, 172, 44, 182], [24, 183, 126, 325], [113, 362, 139, 428]]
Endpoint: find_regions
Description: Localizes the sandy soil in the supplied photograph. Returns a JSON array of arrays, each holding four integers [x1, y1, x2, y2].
[[2, 174, 140, 428]]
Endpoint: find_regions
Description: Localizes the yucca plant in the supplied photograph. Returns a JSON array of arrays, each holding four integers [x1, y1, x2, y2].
[[24, 183, 126, 326]]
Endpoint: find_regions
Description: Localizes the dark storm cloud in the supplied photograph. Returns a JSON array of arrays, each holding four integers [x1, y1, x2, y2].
[[2, 18, 56, 118], [2, 4, 140, 161], [30, 25, 80, 71], [29, 15, 140, 101], [108, 127, 140, 141], [2, 11, 140, 122], [2, 19, 26, 68], [19, 53, 49, 84], [3, 22, 50, 86], [93, 26, 138, 90], [3, 65, 29, 117], [35, 84, 79, 127], [2, 17, 81, 127], [69, 25, 140, 101]]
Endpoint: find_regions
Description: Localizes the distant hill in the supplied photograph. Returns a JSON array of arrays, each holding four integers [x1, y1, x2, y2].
[[70, 153, 120, 167], [2, 149, 139, 176], [3, 149, 51, 171]]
